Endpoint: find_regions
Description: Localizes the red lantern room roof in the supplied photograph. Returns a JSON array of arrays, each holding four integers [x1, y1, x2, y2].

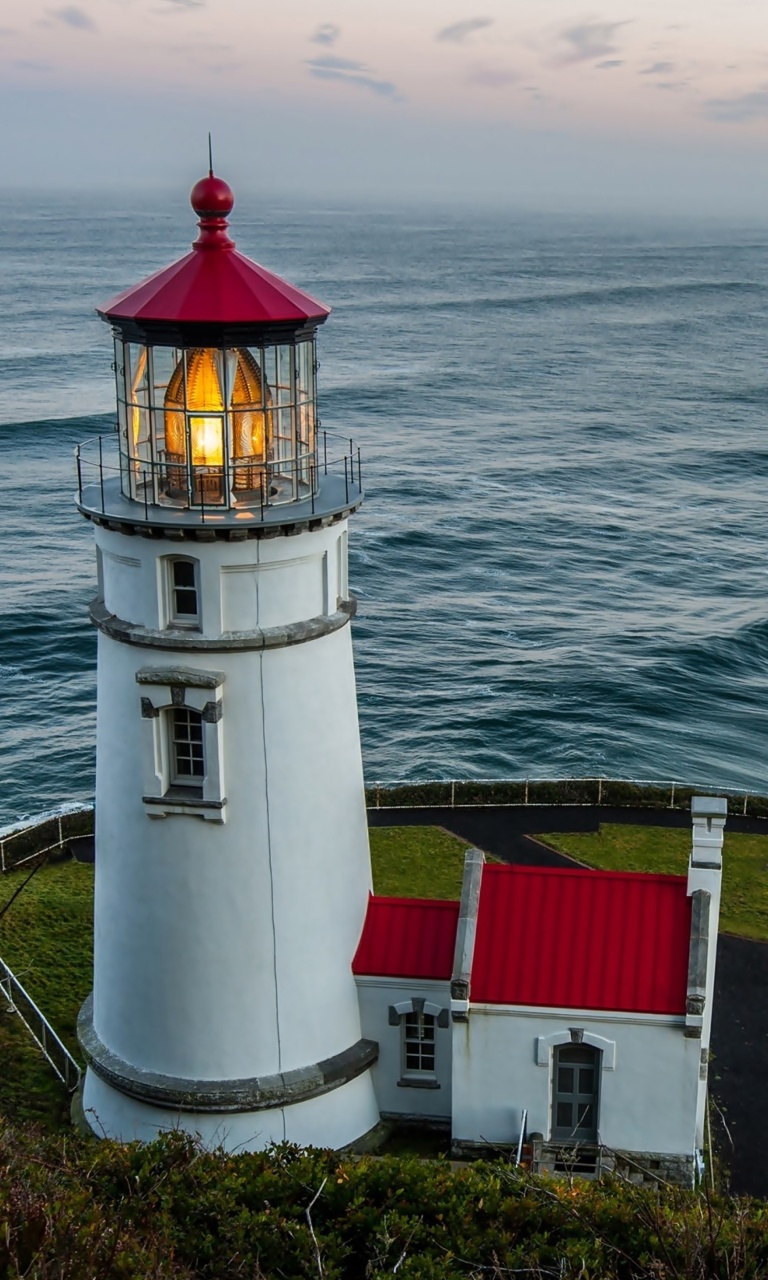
[[98, 173, 330, 341]]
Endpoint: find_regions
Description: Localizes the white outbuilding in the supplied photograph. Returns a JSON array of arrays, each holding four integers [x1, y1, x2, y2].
[[354, 797, 725, 1183]]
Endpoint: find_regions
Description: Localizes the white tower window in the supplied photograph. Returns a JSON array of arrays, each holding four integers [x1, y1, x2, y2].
[[168, 707, 205, 791], [166, 558, 200, 628], [136, 667, 226, 821]]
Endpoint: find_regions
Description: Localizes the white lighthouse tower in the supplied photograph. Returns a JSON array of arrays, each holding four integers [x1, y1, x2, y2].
[[75, 172, 380, 1151]]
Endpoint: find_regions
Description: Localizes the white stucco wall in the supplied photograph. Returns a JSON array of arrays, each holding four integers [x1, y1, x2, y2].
[[87, 518, 379, 1150], [96, 522, 347, 634], [84, 1066, 377, 1152], [452, 1005, 701, 1157], [356, 977, 452, 1120]]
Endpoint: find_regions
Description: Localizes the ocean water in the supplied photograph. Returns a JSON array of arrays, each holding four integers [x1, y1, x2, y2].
[[2, 190, 768, 829]]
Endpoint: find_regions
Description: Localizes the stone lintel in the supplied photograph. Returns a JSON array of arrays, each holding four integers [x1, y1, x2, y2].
[[77, 994, 378, 1113], [136, 667, 225, 689]]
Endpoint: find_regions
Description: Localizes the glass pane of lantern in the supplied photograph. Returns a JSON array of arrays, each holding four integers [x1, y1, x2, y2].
[[126, 343, 149, 404], [276, 345, 293, 404], [151, 346, 179, 406], [261, 346, 277, 405], [133, 407, 151, 460], [273, 407, 294, 464], [247, 348, 266, 405], [297, 340, 314, 399], [114, 338, 128, 404], [297, 400, 314, 452]]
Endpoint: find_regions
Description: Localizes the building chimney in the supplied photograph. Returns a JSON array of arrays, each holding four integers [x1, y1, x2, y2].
[[685, 796, 726, 1040]]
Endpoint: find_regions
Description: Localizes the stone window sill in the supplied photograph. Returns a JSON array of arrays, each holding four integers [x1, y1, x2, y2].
[[397, 1077, 440, 1090], [142, 794, 227, 823]]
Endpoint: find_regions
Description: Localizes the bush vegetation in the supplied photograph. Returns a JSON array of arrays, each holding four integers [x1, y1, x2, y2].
[[2, 1125, 768, 1279]]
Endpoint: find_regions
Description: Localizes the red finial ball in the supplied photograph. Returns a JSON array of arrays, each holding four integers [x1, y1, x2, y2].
[[190, 174, 234, 218]]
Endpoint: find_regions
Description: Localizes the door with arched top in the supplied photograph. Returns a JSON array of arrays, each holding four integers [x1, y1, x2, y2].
[[552, 1044, 600, 1142]]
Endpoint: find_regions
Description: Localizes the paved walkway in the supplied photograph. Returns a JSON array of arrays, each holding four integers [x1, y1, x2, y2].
[[369, 804, 768, 1197]]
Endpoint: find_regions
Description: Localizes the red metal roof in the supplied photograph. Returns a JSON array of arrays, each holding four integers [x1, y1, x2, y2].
[[99, 174, 330, 328], [472, 864, 691, 1015], [353, 896, 459, 981]]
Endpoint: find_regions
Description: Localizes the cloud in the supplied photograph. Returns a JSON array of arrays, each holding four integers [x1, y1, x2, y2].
[[307, 55, 401, 99], [50, 6, 96, 29], [552, 20, 628, 65], [309, 54, 366, 73], [311, 23, 340, 46], [157, 0, 205, 9], [654, 80, 689, 92], [467, 63, 519, 87], [595, 59, 623, 69], [436, 18, 493, 44], [13, 58, 49, 70], [640, 60, 675, 74], [706, 89, 768, 121]]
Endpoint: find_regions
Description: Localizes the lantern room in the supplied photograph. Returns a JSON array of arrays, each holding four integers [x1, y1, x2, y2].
[[112, 335, 317, 508], [92, 173, 336, 515]]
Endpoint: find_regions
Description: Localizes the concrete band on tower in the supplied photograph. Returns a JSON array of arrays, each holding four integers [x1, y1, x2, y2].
[[78, 995, 378, 1113], [89, 595, 357, 651]]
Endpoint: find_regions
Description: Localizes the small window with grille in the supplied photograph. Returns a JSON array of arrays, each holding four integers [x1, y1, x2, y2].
[[402, 1011, 436, 1077], [168, 558, 199, 627], [169, 707, 205, 791]]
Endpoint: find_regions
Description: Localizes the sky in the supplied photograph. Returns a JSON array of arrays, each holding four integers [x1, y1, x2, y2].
[[4, 0, 768, 214]]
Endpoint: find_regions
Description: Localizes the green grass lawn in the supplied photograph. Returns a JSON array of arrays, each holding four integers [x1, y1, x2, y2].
[[0, 856, 94, 1128], [540, 824, 768, 941], [369, 825, 479, 898], [0, 828, 469, 1129]]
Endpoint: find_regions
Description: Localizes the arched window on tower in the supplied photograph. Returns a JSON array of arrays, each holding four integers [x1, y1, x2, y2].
[[164, 557, 200, 629]]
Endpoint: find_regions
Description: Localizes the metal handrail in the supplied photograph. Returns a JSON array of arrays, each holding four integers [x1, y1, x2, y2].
[[75, 429, 361, 517], [0, 954, 81, 1090], [515, 1108, 528, 1166]]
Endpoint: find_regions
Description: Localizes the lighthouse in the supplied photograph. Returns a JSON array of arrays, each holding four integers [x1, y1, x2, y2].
[[75, 172, 380, 1151]]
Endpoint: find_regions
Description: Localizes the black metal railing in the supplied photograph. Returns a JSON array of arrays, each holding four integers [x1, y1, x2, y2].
[[75, 429, 362, 522]]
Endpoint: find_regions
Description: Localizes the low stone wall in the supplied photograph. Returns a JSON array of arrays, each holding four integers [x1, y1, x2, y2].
[[0, 809, 94, 874], [3, 776, 766, 875], [365, 777, 768, 818], [529, 1135, 696, 1187]]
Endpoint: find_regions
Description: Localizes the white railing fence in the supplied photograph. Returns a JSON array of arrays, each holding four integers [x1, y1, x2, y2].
[[366, 776, 767, 816], [0, 954, 81, 1090]]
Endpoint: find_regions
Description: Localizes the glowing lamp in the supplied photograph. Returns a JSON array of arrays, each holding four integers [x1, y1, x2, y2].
[[163, 347, 271, 501]]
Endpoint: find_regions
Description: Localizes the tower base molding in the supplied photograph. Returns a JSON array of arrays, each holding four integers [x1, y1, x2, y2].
[[78, 994, 378, 1112]]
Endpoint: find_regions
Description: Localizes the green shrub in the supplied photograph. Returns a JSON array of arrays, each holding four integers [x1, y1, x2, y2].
[[2, 1124, 768, 1279]]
